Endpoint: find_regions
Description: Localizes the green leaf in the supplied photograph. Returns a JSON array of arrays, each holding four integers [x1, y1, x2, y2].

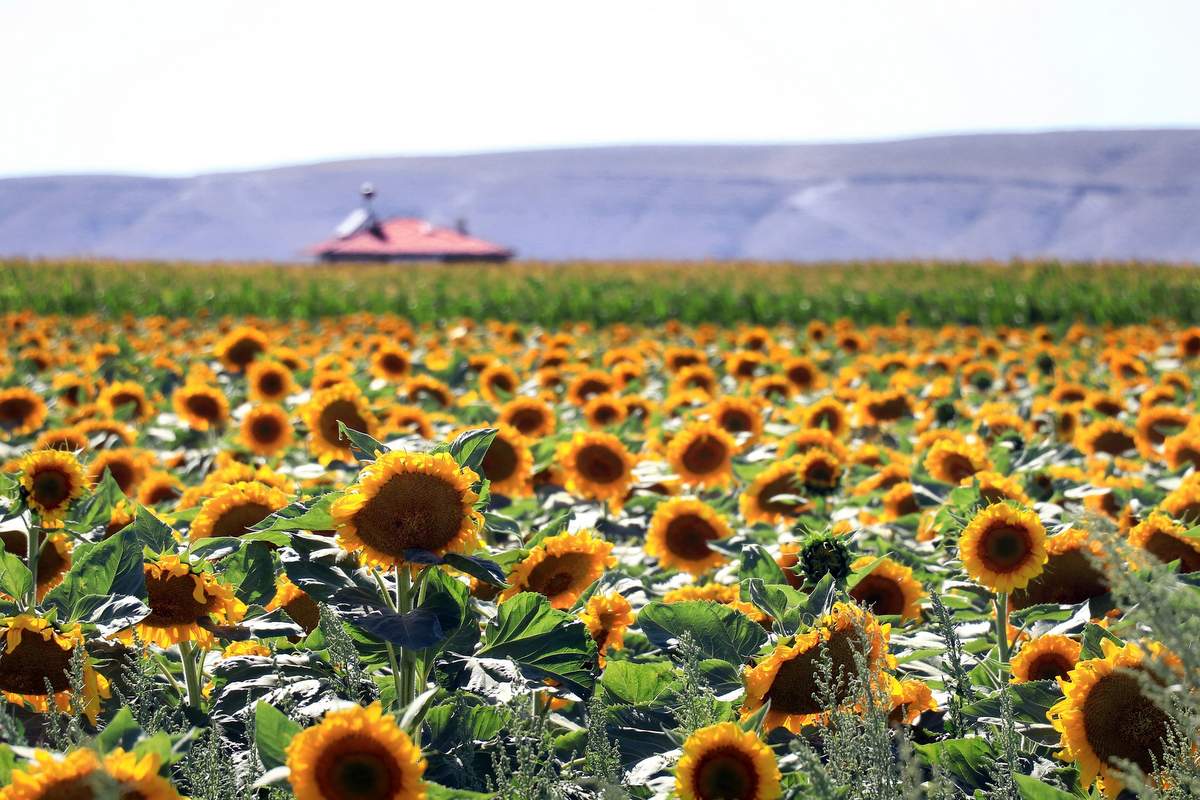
[[252, 493, 336, 534], [598, 661, 676, 706], [743, 578, 805, 635], [961, 680, 1062, 724], [337, 421, 389, 463], [449, 427, 497, 474], [805, 572, 836, 617], [915, 737, 996, 791], [71, 594, 150, 633], [426, 783, 495, 799], [72, 470, 125, 530], [1080, 622, 1124, 659], [0, 541, 31, 604], [638, 600, 768, 664], [0, 744, 14, 786], [476, 592, 596, 695], [44, 528, 145, 614], [1013, 774, 1077, 799], [255, 701, 302, 771], [219, 545, 277, 607], [95, 707, 142, 753], [128, 505, 177, 552], [442, 552, 507, 588], [738, 543, 791, 585]]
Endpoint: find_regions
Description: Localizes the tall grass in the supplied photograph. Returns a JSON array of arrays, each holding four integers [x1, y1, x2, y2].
[[5, 258, 1199, 325]]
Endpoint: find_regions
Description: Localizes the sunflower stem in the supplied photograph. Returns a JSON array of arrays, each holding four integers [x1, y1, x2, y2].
[[395, 565, 414, 710], [371, 568, 406, 711], [25, 523, 40, 610], [994, 591, 1010, 677], [178, 641, 204, 710]]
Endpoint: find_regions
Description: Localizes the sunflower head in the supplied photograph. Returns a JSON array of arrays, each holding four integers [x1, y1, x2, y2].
[[0, 387, 48, 439], [798, 530, 854, 587], [190, 480, 290, 541], [888, 677, 937, 725], [247, 359, 298, 402], [674, 722, 781, 800], [958, 503, 1048, 593], [500, 530, 615, 610], [794, 448, 842, 495], [739, 459, 809, 526], [579, 592, 635, 667], [1010, 634, 1081, 683], [172, 383, 230, 432], [0, 615, 109, 722], [499, 396, 556, 439], [923, 439, 990, 484], [645, 497, 731, 576], [215, 325, 269, 372], [667, 420, 735, 489], [332, 451, 483, 569], [459, 423, 532, 497], [302, 383, 377, 465], [286, 701, 427, 800], [124, 554, 246, 648], [557, 431, 636, 506], [1127, 511, 1200, 573], [848, 556, 924, 622], [1010, 527, 1111, 609], [18, 449, 88, 522], [239, 403, 295, 456]]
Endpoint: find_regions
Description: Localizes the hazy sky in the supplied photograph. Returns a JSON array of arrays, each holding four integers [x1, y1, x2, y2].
[[2, 0, 1197, 177]]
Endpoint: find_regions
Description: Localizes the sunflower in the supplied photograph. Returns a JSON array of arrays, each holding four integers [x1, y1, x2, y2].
[[557, 431, 636, 505], [1076, 419, 1140, 458], [499, 396, 556, 439], [378, 404, 434, 440], [0, 615, 108, 722], [33, 426, 89, 453], [848, 556, 924, 622], [583, 393, 627, 428], [461, 423, 532, 496], [580, 592, 635, 667], [706, 396, 764, 446], [958, 503, 1048, 593], [1160, 478, 1200, 523], [1135, 405, 1190, 449], [332, 451, 483, 569], [1127, 511, 1200, 573], [778, 428, 850, 463], [189, 480, 289, 540], [477, 363, 520, 403], [802, 396, 849, 438], [739, 460, 808, 526], [1163, 431, 1200, 471], [0, 387, 47, 439], [102, 748, 184, 800], [888, 677, 937, 725], [267, 574, 322, 634], [969, 470, 1032, 506], [1049, 639, 1179, 798], [215, 325, 269, 372], [774, 543, 805, 590], [302, 383, 377, 465], [566, 369, 615, 406], [1010, 527, 1111, 608], [501, 530, 614, 609], [1010, 634, 1081, 683], [667, 420, 735, 489], [286, 701, 427, 800], [857, 388, 913, 426], [370, 345, 413, 383], [240, 403, 295, 456], [674, 722, 781, 800], [794, 448, 842, 495], [645, 497, 731, 576], [50, 372, 95, 408], [98, 381, 155, 423], [75, 417, 137, 448], [923, 439, 990, 484], [18, 449, 88, 522], [172, 383, 230, 431], [87, 448, 150, 496], [741, 603, 893, 732], [880, 482, 920, 520], [781, 356, 823, 392], [121, 554, 246, 648], [247, 359, 299, 402]]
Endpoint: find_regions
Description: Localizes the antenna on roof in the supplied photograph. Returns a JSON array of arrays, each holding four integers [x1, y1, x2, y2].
[[334, 183, 383, 240]]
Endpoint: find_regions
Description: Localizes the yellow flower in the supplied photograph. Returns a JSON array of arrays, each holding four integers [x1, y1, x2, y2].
[[172, 382, 230, 431], [189, 480, 290, 540], [455, 423, 532, 497], [0, 615, 109, 722], [556, 431, 636, 505], [301, 383, 377, 465], [1127, 511, 1200, 573], [1010, 634, 1081, 684], [739, 460, 807, 525], [501, 530, 615, 610], [674, 722, 781, 800], [1010, 527, 1110, 609], [266, 573, 321, 634], [923, 439, 990, 484], [848, 556, 925, 622], [498, 396, 556, 439], [18, 449, 88, 522], [286, 701, 427, 800], [580, 592, 635, 667], [958, 503, 1048, 592], [887, 677, 937, 725], [332, 451, 482, 569], [645, 497, 731, 576], [119, 555, 246, 648], [0, 387, 48, 439]]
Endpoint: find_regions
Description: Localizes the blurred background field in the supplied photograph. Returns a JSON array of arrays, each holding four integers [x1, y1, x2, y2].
[[8, 258, 1199, 326]]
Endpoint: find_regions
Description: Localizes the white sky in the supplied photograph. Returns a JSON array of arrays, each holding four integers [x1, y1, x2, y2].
[[1, 0, 1197, 177]]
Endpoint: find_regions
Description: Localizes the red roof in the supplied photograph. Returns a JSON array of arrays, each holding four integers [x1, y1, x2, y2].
[[308, 218, 512, 260]]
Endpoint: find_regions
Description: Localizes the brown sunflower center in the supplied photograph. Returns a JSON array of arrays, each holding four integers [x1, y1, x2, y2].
[[0, 397, 36, 428], [693, 745, 760, 800], [1082, 670, 1170, 775], [575, 378, 610, 401], [0, 631, 75, 695], [508, 408, 546, 436], [867, 395, 910, 422], [381, 354, 408, 375], [36, 775, 100, 800], [487, 374, 514, 394], [1144, 531, 1200, 573], [719, 409, 753, 433], [251, 414, 285, 443], [1011, 549, 1109, 608], [101, 459, 137, 494], [318, 400, 371, 448], [480, 437, 518, 484], [810, 409, 841, 432], [1091, 430, 1135, 456], [258, 371, 285, 397], [226, 337, 264, 368], [801, 459, 837, 490], [977, 523, 1034, 572], [940, 453, 978, 484], [590, 403, 621, 426], [664, 514, 719, 561], [576, 444, 626, 485], [314, 734, 404, 800], [980, 486, 1018, 505], [212, 502, 276, 538], [765, 628, 863, 716], [681, 435, 728, 476], [787, 364, 814, 388], [110, 392, 144, 417], [32, 468, 73, 510], [849, 575, 907, 617], [525, 552, 595, 600], [1026, 652, 1075, 682], [144, 482, 181, 506], [886, 489, 919, 517], [284, 593, 322, 634], [351, 473, 466, 556], [1173, 445, 1200, 470], [185, 393, 223, 421], [757, 474, 804, 516], [145, 571, 213, 626]]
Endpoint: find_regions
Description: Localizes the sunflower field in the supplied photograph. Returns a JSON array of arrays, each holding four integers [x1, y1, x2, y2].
[[0, 307, 1199, 800]]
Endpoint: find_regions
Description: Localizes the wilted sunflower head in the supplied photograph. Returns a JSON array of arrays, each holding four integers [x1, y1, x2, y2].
[[958, 503, 1048, 593], [674, 722, 781, 800], [286, 701, 426, 800], [332, 451, 483, 569]]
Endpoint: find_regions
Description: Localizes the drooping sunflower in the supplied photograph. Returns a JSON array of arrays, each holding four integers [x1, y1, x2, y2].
[[98, 380, 155, 424], [557, 431, 636, 505], [331, 451, 483, 569], [742, 603, 893, 732], [499, 396, 556, 439], [1049, 639, 1179, 798], [739, 460, 808, 526], [239, 403, 295, 456], [500, 530, 615, 609], [923, 439, 990, 484], [87, 448, 151, 496], [120, 554, 246, 648], [247, 359, 298, 403], [215, 325, 269, 372], [460, 423, 532, 496], [189, 480, 289, 540], [645, 497, 732, 576], [0, 615, 109, 722], [286, 701, 427, 800], [266, 573, 322, 635], [0, 387, 47, 439], [957, 503, 1048, 593], [302, 383, 377, 465], [18, 449, 88, 522], [1010, 634, 1081, 683], [579, 592, 635, 667], [1010, 527, 1111, 609], [172, 383, 230, 431], [674, 722, 781, 800], [848, 556, 924, 622], [667, 420, 735, 489], [887, 677, 937, 725], [1127, 511, 1200, 573]]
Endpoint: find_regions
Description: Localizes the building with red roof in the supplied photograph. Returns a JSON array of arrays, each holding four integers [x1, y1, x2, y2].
[[308, 185, 513, 263]]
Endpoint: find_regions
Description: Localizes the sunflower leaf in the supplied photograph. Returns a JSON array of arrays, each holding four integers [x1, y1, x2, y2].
[[254, 701, 302, 771], [1080, 621, 1124, 659], [72, 470, 125, 531], [449, 427, 497, 474], [0, 541, 31, 605], [44, 527, 146, 615], [252, 492, 336, 534], [128, 504, 177, 552], [738, 544, 790, 585], [442, 553, 508, 589], [638, 600, 768, 664], [475, 591, 596, 695], [337, 421, 389, 464], [72, 593, 150, 633]]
